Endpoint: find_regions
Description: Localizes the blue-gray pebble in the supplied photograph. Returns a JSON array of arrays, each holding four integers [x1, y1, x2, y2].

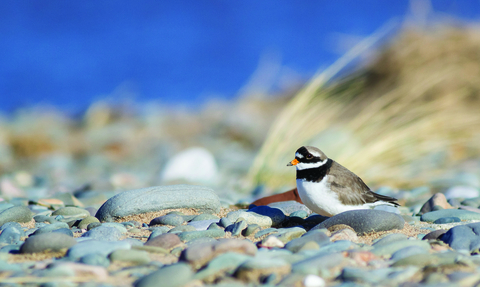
[[313, 210, 405, 235], [95, 185, 221, 222]]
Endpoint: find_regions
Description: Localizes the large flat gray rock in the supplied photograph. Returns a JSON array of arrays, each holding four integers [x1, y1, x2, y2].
[[95, 185, 221, 222]]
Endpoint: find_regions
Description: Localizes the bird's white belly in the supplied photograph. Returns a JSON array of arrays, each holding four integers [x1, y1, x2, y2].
[[296, 176, 369, 217]]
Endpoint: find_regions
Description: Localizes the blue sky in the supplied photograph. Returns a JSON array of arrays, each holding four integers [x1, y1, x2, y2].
[[1, 1, 479, 112]]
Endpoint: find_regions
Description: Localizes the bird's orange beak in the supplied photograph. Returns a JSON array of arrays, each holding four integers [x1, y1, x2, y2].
[[287, 158, 299, 166]]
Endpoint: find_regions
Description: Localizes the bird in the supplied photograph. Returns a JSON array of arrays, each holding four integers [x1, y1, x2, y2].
[[287, 146, 399, 217]]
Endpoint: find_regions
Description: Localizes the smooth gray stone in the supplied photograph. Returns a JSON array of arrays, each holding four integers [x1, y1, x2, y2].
[[0, 244, 20, 253], [391, 246, 429, 261], [290, 210, 309, 219], [0, 206, 33, 227], [207, 223, 223, 231], [274, 227, 307, 243], [33, 222, 69, 235], [79, 253, 110, 267], [341, 267, 391, 284], [101, 222, 128, 233], [20, 233, 77, 254], [177, 230, 225, 242], [254, 228, 278, 239], [243, 224, 261, 237], [219, 217, 232, 228], [421, 209, 480, 222], [109, 249, 151, 264], [227, 206, 286, 228], [292, 252, 344, 275], [87, 222, 102, 230], [313, 210, 405, 235], [188, 219, 220, 231], [51, 228, 74, 237], [0, 226, 25, 244], [150, 214, 185, 227], [96, 185, 221, 222], [441, 222, 480, 252], [0, 222, 21, 231], [372, 233, 408, 247], [191, 214, 219, 221], [0, 203, 15, 213], [433, 217, 461, 224], [169, 225, 196, 233], [66, 240, 131, 260], [194, 252, 251, 280], [372, 239, 430, 257], [52, 207, 90, 218], [285, 229, 330, 253], [81, 226, 122, 241], [134, 263, 193, 287], [225, 219, 247, 236], [148, 226, 170, 240], [267, 201, 311, 215], [317, 240, 356, 253]]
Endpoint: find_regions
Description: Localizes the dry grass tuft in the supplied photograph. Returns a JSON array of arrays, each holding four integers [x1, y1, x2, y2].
[[248, 24, 480, 189]]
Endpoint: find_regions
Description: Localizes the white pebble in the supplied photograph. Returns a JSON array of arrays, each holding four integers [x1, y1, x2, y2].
[[303, 274, 325, 287]]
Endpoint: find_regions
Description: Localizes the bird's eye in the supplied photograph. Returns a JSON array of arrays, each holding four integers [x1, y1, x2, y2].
[[306, 154, 313, 159]]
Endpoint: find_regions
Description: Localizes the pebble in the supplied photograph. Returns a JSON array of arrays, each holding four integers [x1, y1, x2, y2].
[[274, 227, 307, 243], [0, 206, 33, 227], [95, 185, 221, 222], [191, 213, 219, 221], [419, 193, 453, 214], [292, 252, 345, 276], [145, 233, 182, 249], [52, 228, 74, 237], [0, 221, 22, 231], [168, 225, 196, 233], [433, 216, 461, 224], [109, 249, 151, 265], [150, 213, 185, 226], [188, 219, 220, 231], [134, 263, 194, 287], [390, 245, 429, 261], [81, 226, 123, 241], [285, 230, 330, 253], [267, 201, 311, 215], [78, 216, 100, 229], [372, 239, 431, 257], [242, 224, 261, 237], [33, 222, 69, 235], [313, 210, 405, 235], [227, 206, 285, 227], [66, 240, 131, 260], [20, 233, 77, 253], [236, 258, 291, 283], [0, 226, 25, 244], [420, 209, 480, 222], [261, 236, 285, 248], [177, 230, 226, 242], [181, 239, 256, 268], [441, 222, 480, 252], [52, 207, 90, 218], [422, 229, 447, 240], [225, 218, 248, 236], [194, 252, 251, 282], [79, 253, 110, 267]]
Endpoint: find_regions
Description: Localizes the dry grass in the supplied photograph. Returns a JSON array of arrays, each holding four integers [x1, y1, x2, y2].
[[248, 24, 480, 189]]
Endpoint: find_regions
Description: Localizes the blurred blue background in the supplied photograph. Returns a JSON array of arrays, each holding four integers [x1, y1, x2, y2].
[[1, 1, 479, 112]]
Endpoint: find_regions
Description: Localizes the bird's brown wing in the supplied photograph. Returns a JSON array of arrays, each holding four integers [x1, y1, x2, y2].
[[327, 161, 399, 206]]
